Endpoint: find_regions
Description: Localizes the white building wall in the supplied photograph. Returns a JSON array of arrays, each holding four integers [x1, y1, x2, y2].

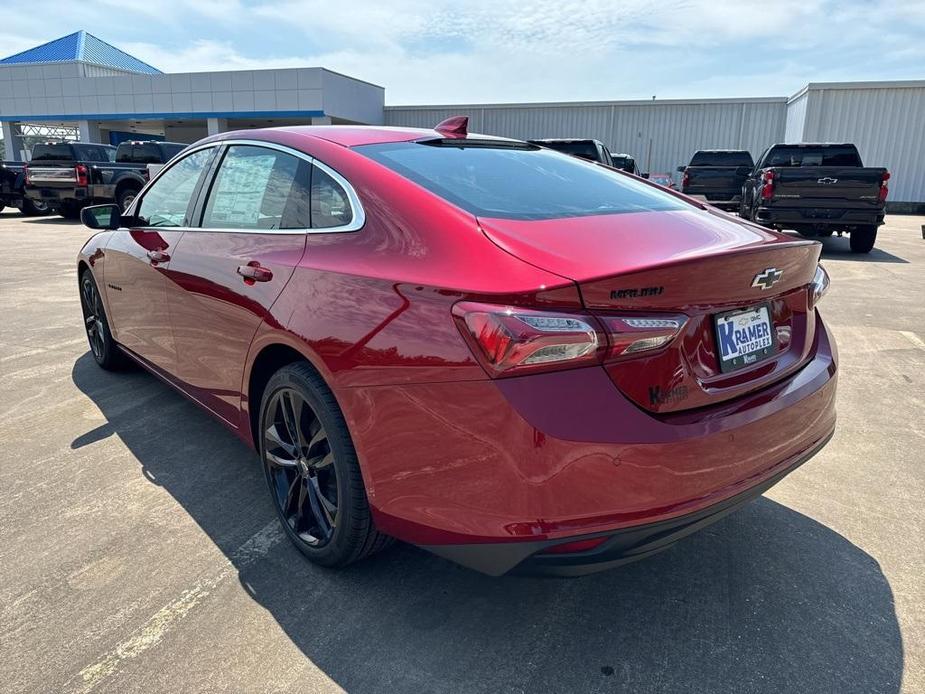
[[784, 90, 807, 143], [0, 65, 383, 124], [385, 98, 787, 175]]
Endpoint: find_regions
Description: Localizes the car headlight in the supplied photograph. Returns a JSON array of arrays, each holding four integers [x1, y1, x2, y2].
[[810, 264, 830, 306]]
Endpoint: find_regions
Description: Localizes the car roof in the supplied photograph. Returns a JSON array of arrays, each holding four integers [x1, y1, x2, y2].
[[268, 125, 521, 148]]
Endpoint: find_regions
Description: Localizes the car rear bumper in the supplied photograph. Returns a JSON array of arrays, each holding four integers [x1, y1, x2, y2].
[[755, 204, 884, 228], [341, 313, 837, 574], [26, 186, 85, 205], [424, 429, 832, 576]]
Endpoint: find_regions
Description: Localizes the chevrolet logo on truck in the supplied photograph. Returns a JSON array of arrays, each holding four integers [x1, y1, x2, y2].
[[817, 177, 839, 184]]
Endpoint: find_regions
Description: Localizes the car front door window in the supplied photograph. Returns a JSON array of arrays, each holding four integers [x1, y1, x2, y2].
[[136, 147, 215, 227]]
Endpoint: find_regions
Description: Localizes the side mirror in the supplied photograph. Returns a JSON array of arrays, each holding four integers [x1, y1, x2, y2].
[[676, 165, 686, 173], [641, 172, 650, 179], [81, 204, 122, 230]]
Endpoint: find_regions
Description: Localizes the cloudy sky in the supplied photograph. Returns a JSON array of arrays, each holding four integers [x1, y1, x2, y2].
[[2, 0, 924, 104]]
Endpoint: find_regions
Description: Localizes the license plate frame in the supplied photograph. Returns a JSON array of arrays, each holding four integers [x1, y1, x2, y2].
[[713, 303, 776, 373]]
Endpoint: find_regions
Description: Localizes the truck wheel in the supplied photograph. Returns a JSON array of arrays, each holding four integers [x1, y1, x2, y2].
[[20, 197, 50, 216], [60, 202, 82, 220], [850, 226, 877, 254], [117, 186, 140, 212]]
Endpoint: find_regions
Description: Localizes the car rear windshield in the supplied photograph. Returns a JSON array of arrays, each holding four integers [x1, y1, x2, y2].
[[355, 141, 688, 220], [764, 146, 862, 167], [689, 151, 754, 167], [535, 141, 599, 161], [30, 144, 74, 161]]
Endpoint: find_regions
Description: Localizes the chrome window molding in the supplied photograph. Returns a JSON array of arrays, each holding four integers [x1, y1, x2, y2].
[[126, 138, 365, 235]]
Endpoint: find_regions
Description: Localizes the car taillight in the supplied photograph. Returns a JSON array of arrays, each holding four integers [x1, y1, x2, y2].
[[76, 164, 89, 187], [760, 170, 775, 200], [810, 264, 830, 307], [453, 302, 603, 376], [594, 315, 688, 361], [23, 165, 31, 185], [878, 171, 890, 202], [453, 302, 687, 377], [681, 170, 690, 188]]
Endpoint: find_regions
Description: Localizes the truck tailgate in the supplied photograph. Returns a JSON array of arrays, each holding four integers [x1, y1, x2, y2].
[[770, 166, 886, 206]]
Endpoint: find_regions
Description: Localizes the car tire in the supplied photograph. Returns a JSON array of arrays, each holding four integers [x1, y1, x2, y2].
[[79, 270, 127, 370], [259, 362, 392, 568], [20, 197, 50, 216], [850, 225, 877, 254], [117, 186, 140, 212]]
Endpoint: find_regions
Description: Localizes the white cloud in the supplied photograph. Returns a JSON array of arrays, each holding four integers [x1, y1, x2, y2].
[[2, 0, 923, 104]]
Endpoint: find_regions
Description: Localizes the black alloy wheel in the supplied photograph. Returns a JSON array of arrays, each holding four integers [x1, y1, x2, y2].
[[79, 271, 125, 370], [264, 387, 339, 547], [259, 363, 392, 567]]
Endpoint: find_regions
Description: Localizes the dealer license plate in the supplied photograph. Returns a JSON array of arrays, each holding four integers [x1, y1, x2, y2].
[[714, 304, 775, 373]]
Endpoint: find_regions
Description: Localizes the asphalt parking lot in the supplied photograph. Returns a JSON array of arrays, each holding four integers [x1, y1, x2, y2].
[[1, 210, 923, 694]]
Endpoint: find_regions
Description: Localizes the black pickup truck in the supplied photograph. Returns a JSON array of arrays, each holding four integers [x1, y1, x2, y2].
[[0, 160, 50, 216], [528, 139, 640, 174], [739, 143, 889, 253], [679, 150, 754, 211], [24, 140, 186, 218], [528, 138, 616, 166]]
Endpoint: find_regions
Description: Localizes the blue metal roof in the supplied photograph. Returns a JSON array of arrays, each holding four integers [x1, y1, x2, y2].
[[0, 30, 161, 74]]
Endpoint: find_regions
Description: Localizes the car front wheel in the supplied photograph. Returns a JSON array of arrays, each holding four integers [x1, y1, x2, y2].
[[79, 270, 126, 370], [259, 363, 392, 568]]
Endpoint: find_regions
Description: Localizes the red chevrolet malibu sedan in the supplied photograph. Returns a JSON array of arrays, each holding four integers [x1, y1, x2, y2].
[[76, 120, 837, 576]]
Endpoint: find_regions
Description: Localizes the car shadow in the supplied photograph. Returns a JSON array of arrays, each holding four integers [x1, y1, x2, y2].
[[779, 231, 909, 263], [19, 215, 78, 225], [71, 352, 903, 693]]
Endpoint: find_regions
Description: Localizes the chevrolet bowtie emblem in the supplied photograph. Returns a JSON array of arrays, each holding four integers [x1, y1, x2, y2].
[[752, 268, 782, 290]]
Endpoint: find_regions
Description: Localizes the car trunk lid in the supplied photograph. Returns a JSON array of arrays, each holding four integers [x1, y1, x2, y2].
[[479, 208, 822, 413]]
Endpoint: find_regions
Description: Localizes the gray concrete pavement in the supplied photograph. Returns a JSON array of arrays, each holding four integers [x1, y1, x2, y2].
[[1, 210, 922, 694]]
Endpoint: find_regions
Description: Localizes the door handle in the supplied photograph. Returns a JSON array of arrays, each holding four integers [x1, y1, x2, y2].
[[147, 249, 170, 264], [236, 262, 273, 284]]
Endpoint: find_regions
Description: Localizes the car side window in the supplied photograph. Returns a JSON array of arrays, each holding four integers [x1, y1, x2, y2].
[[311, 164, 353, 229], [201, 145, 311, 230], [136, 147, 215, 227]]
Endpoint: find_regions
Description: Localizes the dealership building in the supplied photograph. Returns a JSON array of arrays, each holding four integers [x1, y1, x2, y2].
[[1, 31, 923, 207]]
